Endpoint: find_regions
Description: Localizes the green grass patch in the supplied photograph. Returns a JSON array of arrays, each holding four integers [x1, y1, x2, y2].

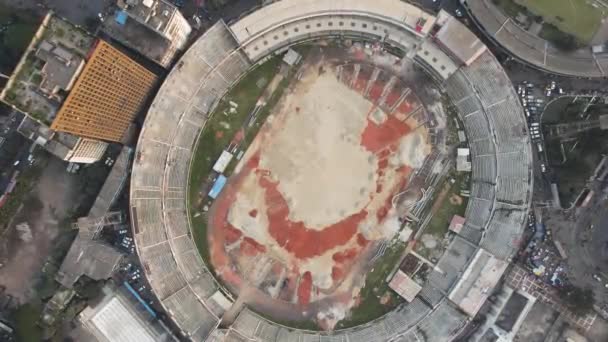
[[539, 23, 583, 51], [516, 0, 604, 43], [415, 172, 469, 260], [425, 173, 468, 238], [10, 301, 43, 342], [336, 242, 406, 329], [188, 57, 282, 267], [492, 0, 527, 18]]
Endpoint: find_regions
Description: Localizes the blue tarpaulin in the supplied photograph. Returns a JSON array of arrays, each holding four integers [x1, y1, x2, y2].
[[115, 10, 128, 25], [123, 281, 157, 318], [208, 174, 227, 199]]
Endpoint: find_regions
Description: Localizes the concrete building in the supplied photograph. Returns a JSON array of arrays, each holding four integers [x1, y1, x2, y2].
[[433, 10, 486, 66], [35, 40, 85, 100], [51, 40, 158, 142], [76, 284, 176, 342], [17, 115, 108, 164], [104, 0, 192, 68], [389, 270, 422, 302], [56, 147, 132, 287]]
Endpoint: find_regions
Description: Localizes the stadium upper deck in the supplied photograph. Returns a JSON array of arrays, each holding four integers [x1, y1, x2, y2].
[[129, 1, 532, 340], [466, 0, 608, 78]]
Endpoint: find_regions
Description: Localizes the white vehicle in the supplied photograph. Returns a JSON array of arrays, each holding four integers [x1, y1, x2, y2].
[[541, 164, 546, 172], [537, 143, 544, 152]]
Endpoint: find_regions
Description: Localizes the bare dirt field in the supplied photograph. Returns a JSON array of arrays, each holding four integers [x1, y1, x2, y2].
[[207, 47, 434, 329]]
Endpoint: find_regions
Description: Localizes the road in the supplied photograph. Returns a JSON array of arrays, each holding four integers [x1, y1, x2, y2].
[[0, 0, 113, 27]]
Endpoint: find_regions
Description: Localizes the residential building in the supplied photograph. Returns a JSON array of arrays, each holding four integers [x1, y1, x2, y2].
[[51, 40, 158, 142]]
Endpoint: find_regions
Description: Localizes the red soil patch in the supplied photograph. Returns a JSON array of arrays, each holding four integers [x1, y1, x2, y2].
[[259, 175, 367, 259], [378, 157, 389, 170], [356, 233, 369, 247], [368, 82, 385, 102], [331, 266, 344, 282], [354, 72, 369, 92], [224, 224, 243, 244], [360, 113, 412, 153], [384, 89, 402, 109], [298, 271, 313, 305], [231, 129, 245, 145], [240, 237, 267, 256], [376, 205, 390, 222], [396, 99, 412, 115], [220, 268, 243, 288], [248, 209, 258, 218], [332, 248, 359, 263]]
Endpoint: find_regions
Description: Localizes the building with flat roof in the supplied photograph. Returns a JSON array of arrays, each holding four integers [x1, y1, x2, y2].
[[449, 249, 509, 317], [17, 115, 108, 164], [389, 270, 422, 302], [51, 40, 158, 142], [433, 10, 486, 66], [77, 284, 176, 342], [0, 13, 94, 124], [103, 0, 192, 68]]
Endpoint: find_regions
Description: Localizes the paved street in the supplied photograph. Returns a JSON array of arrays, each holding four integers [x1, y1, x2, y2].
[[0, 0, 113, 27]]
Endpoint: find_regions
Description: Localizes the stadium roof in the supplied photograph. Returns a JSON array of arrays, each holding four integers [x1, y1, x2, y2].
[[434, 10, 486, 66]]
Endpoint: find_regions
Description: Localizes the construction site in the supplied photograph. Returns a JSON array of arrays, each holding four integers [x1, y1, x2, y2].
[[205, 47, 442, 328]]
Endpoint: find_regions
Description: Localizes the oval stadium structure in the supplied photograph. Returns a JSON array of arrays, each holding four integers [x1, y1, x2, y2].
[[129, 1, 533, 341]]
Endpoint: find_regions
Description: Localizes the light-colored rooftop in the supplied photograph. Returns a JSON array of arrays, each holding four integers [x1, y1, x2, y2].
[[229, 0, 436, 45], [434, 11, 486, 66], [449, 248, 509, 316], [389, 270, 422, 302]]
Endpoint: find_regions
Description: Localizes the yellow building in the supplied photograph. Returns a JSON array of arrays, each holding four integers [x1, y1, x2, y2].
[[51, 40, 157, 142]]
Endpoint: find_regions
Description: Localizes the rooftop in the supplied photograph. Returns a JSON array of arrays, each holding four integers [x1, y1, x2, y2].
[[102, 11, 173, 67], [389, 270, 423, 302], [434, 10, 486, 66], [89, 147, 133, 218], [449, 248, 509, 316], [35, 40, 85, 96], [55, 237, 123, 288], [78, 284, 175, 342], [119, 0, 179, 35], [0, 13, 94, 124]]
